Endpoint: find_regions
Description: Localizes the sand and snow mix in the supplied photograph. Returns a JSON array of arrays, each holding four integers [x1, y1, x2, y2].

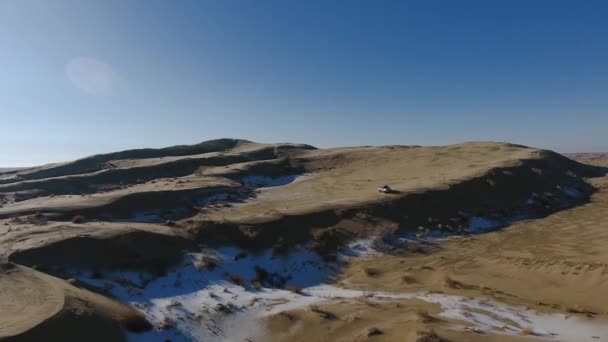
[[66, 239, 608, 342], [68, 178, 605, 341]]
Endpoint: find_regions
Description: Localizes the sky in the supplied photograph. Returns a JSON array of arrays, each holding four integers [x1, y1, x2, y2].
[[1, 0, 607, 166]]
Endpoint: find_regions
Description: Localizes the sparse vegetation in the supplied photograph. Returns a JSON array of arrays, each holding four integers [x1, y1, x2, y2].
[[119, 310, 153, 332], [199, 256, 219, 271], [402, 274, 417, 284], [253, 265, 269, 284], [416, 328, 443, 342], [321, 252, 337, 262], [71, 215, 86, 224], [521, 327, 535, 335], [367, 327, 383, 337], [310, 305, 338, 320], [215, 302, 239, 314], [158, 317, 176, 330], [234, 251, 248, 261], [286, 284, 302, 294], [416, 309, 439, 323], [228, 274, 246, 287], [565, 305, 597, 316], [272, 238, 288, 255], [8, 216, 25, 224], [0, 141, 602, 341], [443, 275, 470, 289], [9, 213, 49, 225], [364, 267, 381, 277], [278, 311, 297, 321]]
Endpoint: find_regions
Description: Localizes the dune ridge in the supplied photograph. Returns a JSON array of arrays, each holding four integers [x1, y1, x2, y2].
[[1, 139, 606, 341]]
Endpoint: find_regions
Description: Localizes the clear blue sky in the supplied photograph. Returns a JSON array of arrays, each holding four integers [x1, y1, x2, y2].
[[1, 0, 607, 166]]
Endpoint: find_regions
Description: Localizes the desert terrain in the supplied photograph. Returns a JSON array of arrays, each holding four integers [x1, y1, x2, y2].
[[0, 139, 607, 342]]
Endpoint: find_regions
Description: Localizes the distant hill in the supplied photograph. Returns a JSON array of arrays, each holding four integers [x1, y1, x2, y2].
[[0, 168, 24, 173]]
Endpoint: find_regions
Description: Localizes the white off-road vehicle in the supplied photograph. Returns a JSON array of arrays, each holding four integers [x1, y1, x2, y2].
[[377, 185, 393, 193]]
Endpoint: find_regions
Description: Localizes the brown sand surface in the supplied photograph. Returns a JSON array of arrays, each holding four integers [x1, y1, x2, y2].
[[0, 140, 605, 341], [264, 298, 537, 342], [0, 264, 148, 342], [339, 176, 608, 314], [203, 142, 546, 222], [263, 155, 608, 342]]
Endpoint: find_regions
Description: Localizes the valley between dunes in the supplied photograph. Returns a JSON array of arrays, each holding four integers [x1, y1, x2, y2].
[[0, 139, 607, 342]]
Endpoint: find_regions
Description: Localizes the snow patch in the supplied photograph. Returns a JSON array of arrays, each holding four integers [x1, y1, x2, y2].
[[67, 240, 608, 342]]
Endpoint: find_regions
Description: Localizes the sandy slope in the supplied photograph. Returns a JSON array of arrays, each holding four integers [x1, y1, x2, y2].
[[0, 221, 195, 270], [265, 298, 538, 342], [202, 142, 543, 222], [339, 176, 608, 314], [263, 157, 607, 342], [0, 264, 149, 342], [0, 139, 605, 341]]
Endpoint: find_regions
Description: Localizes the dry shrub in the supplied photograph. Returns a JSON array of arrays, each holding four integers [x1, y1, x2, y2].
[[158, 317, 176, 330], [31, 213, 49, 225], [119, 311, 153, 332], [251, 280, 263, 290], [228, 274, 246, 287], [200, 256, 218, 271], [311, 229, 326, 241], [253, 265, 269, 284], [416, 309, 439, 323], [307, 241, 321, 252], [407, 243, 427, 254], [253, 265, 289, 288], [367, 327, 383, 337], [402, 274, 417, 284], [565, 305, 597, 315], [443, 276, 468, 289], [321, 252, 337, 262], [311, 227, 340, 243], [416, 328, 442, 342], [8, 216, 25, 224], [215, 302, 239, 314], [234, 251, 248, 261], [166, 300, 182, 308], [272, 238, 288, 255], [286, 285, 302, 294], [521, 327, 535, 335], [364, 267, 381, 277], [310, 305, 337, 320], [71, 215, 86, 224], [278, 312, 297, 321]]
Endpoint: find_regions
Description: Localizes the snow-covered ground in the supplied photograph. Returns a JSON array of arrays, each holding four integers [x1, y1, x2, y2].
[[71, 244, 337, 341], [66, 239, 608, 342], [74, 180, 604, 341]]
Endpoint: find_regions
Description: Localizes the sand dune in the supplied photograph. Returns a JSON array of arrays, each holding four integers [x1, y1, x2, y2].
[[1, 139, 606, 341], [0, 264, 149, 342]]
